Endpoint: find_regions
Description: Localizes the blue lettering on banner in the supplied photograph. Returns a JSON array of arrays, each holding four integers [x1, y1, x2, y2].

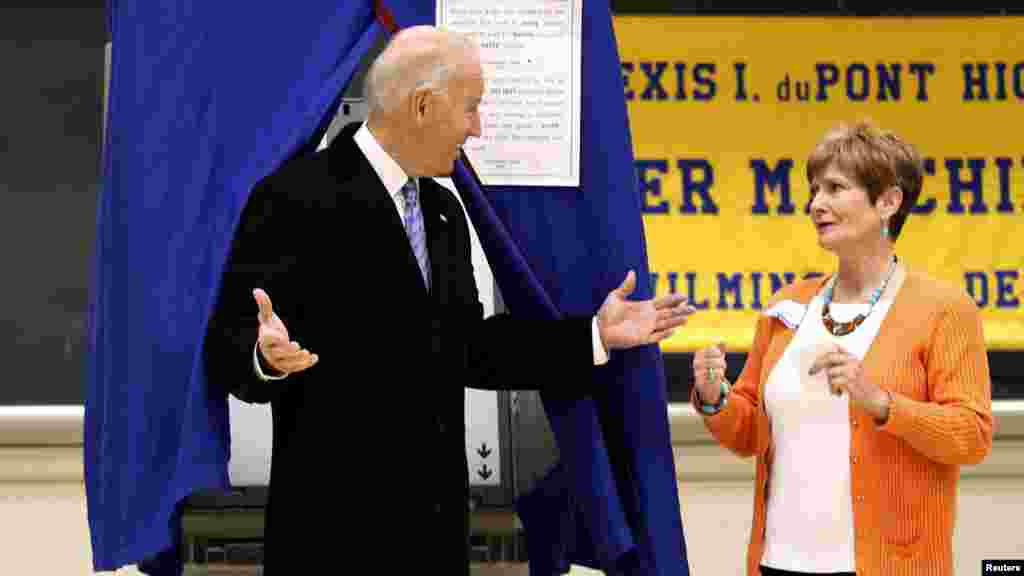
[[650, 271, 680, 298], [965, 271, 990, 308], [750, 159, 795, 215], [996, 158, 1016, 213], [846, 62, 870, 101], [995, 270, 1020, 308], [734, 61, 749, 101], [650, 271, 830, 310], [877, 63, 902, 101], [964, 270, 1024, 309], [632, 61, 936, 104], [912, 158, 939, 214], [996, 62, 1009, 100], [963, 62, 1024, 101], [808, 62, 933, 102], [815, 63, 838, 101], [620, 60, 720, 101], [717, 273, 743, 309], [686, 272, 710, 310], [751, 272, 764, 309], [1018, 62, 1024, 99], [908, 63, 935, 101], [637, 159, 670, 214], [640, 61, 669, 101], [946, 159, 989, 214], [633, 157, 1017, 217], [621, 62, 635, 101], [674, 63, 688, 100], [770, 272, 796, 294], [678, 159, 718, 214], [963, 63, 990, 101], [693, 63, 717, 101]]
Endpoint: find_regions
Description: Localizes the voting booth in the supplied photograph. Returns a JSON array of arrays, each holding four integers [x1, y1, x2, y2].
[[180, 91, 561, 568], [93, 2, 595, 569]]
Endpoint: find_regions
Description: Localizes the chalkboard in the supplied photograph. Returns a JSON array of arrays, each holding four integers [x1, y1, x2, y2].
[[0, 4, 105, 405], [0, 4, 376, 406]]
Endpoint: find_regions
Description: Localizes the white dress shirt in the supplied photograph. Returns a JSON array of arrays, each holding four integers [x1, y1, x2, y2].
[[254, 123, 607, 380]]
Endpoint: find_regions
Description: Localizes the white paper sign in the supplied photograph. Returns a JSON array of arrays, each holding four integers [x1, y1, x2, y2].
[[438, 0, 583, 187]]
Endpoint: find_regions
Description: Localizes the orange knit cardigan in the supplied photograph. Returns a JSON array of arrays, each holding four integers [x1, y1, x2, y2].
[[693, 268, 994, 576]]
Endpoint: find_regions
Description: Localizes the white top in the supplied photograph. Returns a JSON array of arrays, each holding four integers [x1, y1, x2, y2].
[[760, 275, 898, 573]]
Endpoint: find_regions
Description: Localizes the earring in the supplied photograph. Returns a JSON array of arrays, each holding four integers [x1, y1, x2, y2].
[[881, 219, 890, 239]]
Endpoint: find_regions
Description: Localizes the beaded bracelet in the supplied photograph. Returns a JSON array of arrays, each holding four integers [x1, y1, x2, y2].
[[699, 379, 731, 416]]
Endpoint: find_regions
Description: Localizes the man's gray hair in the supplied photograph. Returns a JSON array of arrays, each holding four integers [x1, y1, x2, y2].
[[365, 27, 477, 114]]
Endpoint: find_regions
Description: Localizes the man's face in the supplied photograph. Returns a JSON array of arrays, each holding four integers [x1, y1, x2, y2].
[[424, 58, 483, 176]]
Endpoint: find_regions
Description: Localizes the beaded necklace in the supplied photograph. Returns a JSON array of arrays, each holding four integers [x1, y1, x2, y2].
[[821, 256, 898, 336]]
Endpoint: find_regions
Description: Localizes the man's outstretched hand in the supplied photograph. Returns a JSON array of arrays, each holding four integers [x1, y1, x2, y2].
[[596, 270, 696, 351], [254, 288, 318, 376]]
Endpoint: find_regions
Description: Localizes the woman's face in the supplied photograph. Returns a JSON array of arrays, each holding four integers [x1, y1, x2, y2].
[[808, 164, 886, 254]]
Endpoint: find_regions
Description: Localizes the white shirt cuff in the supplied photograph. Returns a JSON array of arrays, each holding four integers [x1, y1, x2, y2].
[[253, 342, 288, 380], [592, 316, 609, 366]]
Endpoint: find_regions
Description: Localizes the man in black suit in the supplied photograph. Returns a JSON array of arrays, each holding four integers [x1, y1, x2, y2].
[[205, 25, 695, 574]]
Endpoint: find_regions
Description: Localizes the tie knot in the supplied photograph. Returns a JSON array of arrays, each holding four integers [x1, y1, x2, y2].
[[401, 179, 418, 206]]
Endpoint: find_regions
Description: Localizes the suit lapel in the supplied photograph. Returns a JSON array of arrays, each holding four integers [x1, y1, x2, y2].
[[327, 126, 430, 297]]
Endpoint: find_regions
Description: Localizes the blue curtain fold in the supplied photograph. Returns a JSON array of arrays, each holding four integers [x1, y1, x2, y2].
[[86, 3, 381, 573], [393, 1, 691, 574]]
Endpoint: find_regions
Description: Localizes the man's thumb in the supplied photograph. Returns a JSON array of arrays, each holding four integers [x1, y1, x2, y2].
[[616, 270, 636, 297], [253, 288, 273, 323]]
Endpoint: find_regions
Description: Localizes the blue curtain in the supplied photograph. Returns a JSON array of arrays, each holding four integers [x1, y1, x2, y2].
[[385, 2, 690, 574], [86, 2, 382, 572], [89, 1, 689, 574]]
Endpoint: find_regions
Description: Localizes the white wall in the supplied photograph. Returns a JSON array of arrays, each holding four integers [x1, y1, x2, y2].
[[2, 404, 1022, 575]]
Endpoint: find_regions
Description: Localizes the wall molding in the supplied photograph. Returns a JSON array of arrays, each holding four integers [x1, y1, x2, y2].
[[1, 402, 1021, 482], [0, 406, 83, 446]]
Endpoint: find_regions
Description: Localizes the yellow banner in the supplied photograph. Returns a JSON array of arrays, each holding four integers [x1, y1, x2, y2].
[[614, 16, 1024, 352]]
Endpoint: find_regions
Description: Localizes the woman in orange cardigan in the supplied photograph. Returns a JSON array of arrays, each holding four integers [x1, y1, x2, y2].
[[691, 121, 993, 576]]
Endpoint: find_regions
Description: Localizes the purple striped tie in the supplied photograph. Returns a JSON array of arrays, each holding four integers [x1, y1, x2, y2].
[[401, 179, 431, 291]]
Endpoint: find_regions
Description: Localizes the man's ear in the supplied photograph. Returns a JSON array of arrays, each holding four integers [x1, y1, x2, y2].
[[410, 86, 432, 126]]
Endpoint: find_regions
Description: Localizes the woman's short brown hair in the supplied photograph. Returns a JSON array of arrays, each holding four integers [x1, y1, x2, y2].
[[806, 120, 924, 240]]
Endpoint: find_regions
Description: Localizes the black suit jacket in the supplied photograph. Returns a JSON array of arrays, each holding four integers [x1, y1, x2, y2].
[[205, 122, 597, 574]]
